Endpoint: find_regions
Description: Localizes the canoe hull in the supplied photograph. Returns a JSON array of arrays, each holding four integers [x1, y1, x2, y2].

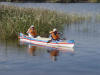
[[19, 33, 75, 48]]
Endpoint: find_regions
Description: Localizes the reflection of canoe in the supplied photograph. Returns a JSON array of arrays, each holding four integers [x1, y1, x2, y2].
[[19, 33, 75, 48], [20, 41, 74, 52]]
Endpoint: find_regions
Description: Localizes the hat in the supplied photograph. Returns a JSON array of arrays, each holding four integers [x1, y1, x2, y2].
[[30, 25, 34, 28], [53, 28, 57, 32]]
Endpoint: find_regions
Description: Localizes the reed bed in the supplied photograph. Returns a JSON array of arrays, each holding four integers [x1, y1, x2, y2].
[[95, 14, 100, 23], [0, 4, 91, 40]]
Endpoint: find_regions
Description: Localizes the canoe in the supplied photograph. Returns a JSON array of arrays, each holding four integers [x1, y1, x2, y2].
[[19, 33, 75, 48]]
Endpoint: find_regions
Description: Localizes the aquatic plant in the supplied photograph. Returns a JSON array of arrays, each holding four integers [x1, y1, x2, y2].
[[0, 4, 91, 40]]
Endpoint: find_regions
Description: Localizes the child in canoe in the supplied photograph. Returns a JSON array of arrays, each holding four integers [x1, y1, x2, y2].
[[26, 25, 37, 38], [49, 28, 60, 41]]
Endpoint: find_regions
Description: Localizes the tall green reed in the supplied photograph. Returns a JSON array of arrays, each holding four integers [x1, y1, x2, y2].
[[0, 5, 91, 40]]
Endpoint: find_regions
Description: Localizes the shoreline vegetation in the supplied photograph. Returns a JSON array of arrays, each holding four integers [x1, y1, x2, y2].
[[0, 0, 100, 3], [0, 4, 97, 40]]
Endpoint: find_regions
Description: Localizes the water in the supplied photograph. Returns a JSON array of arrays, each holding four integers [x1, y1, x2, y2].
[[0, 3, 100, 75], [1, 2, 100, 15]]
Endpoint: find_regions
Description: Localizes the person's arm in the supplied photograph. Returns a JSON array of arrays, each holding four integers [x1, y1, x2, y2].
[[26, 28, 30, 33]]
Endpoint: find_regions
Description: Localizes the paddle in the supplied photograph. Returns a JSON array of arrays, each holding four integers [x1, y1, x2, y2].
[[59, 33, 67, 40]]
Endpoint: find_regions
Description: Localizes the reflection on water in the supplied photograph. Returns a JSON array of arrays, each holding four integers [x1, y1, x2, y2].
[[27, 44, 60, 61], [47, 49, 59, 61], [20, 41, 74, 61], [28, 45, 36, 56]]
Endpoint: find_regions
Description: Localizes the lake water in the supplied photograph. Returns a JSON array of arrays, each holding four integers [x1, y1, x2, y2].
[[0, 2, 100, 75]]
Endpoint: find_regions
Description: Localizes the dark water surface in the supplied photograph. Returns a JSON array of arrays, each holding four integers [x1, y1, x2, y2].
[[0, 3, 100, 75]]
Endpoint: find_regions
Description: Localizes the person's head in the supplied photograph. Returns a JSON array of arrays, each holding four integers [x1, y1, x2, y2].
[[53, 28, 57, 32], [30, 25, 34, 29]]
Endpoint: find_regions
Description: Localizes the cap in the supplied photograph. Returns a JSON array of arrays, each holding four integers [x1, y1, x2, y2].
[[53, 28, 57, 32], [30, 25, 34, 28]]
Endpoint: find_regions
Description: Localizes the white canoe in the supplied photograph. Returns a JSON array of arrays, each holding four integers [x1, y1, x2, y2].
[[19, 33, 75, 48]]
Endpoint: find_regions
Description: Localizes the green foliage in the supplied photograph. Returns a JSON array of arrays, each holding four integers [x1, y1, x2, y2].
[[0, 5, 91, 40], [88, 0, 97, 2]]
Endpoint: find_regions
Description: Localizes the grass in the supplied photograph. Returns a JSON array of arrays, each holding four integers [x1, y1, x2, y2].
[[0, 4, 91, 40]]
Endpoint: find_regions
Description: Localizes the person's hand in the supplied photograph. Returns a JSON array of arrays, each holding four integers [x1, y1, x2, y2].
[[26, 31, 28, 33]]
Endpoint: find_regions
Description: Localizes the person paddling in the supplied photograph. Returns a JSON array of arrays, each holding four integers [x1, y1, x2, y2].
[[26, 25, 37, 38], [49, 28, 60, 41]]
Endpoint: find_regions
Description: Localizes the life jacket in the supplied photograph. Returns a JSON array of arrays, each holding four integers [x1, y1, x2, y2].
[[51, 31, 59, 40], [29, 28, 37, 36]]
